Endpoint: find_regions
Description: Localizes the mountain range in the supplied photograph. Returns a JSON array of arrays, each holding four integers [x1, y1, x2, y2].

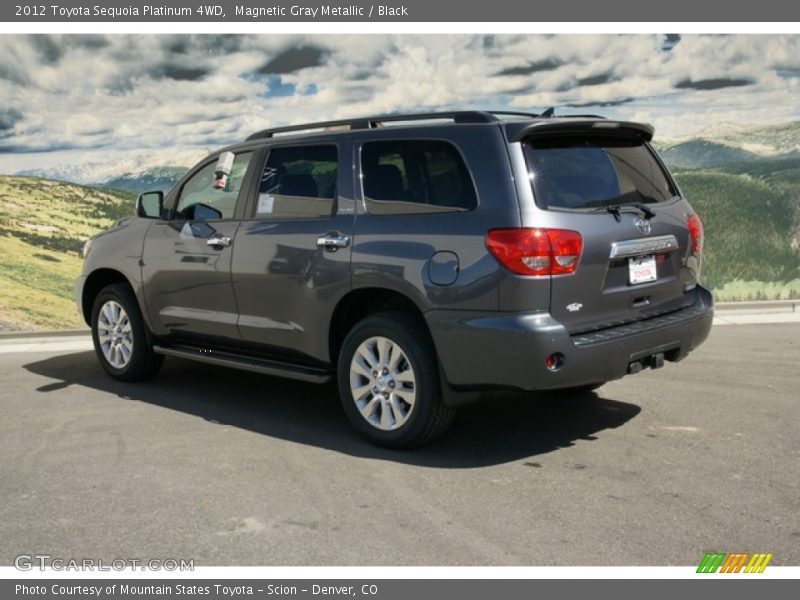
[[654, 120, 800, 169], [17, 148, 206, 194], [13, 120, 800, 192]]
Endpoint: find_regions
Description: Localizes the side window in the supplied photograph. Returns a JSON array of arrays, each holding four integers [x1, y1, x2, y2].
[[255, 145, 338, 220], [176, 152, 252, 220], [362, 140, 477, 214]]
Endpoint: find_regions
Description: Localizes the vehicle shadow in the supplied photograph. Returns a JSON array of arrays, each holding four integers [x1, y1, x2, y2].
[[24, 351, 641, 468]]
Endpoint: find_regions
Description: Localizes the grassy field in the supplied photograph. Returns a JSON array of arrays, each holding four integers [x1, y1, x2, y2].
[[0, 175, 132, 330], [712, 279, 800, 302]]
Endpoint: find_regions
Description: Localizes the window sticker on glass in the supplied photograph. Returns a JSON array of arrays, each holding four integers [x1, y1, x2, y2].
[[257, 193, 275, 214]]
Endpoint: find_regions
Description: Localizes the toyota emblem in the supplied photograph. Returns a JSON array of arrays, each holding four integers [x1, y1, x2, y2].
[[635, 218, 651, 235]]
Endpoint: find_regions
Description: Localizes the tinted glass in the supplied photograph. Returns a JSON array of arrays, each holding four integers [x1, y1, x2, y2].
[[256, 145, 338, 219], [176, 152, 252, 220], [523, 138, 676, 209], [362, 140, 477, 213]]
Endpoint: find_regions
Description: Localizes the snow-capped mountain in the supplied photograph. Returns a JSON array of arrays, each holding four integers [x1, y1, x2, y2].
[[96, 166, 190, 194], [18, 148, 208, 193]]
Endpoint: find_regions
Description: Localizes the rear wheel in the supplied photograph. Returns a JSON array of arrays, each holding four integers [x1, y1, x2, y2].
[[91, 283, 163, 381], [337, 312, 454, 448]]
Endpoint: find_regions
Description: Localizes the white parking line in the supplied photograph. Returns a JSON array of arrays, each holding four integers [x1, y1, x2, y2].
[[0, 337, 93, 354], [713, 312, 800, 326]]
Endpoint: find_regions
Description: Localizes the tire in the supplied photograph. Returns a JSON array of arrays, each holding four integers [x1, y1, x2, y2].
[[90, 283, 164, 382], [337, 311, 454, 448]]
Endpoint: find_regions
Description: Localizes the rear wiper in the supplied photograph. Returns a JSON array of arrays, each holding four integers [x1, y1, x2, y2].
[[606, 203, 656, 222]]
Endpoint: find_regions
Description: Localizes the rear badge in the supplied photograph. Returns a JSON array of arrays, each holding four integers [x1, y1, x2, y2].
[[635, 218, 652, 235], [566, 302, 583, 312]]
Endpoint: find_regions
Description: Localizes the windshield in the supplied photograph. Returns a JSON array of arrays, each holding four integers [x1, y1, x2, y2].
[[523, 137, 676, 210]]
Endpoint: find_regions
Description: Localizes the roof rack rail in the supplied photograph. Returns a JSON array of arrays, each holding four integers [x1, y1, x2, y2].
[[491, 108, 607, 121], [246, 111, 499, 141], [489, 110, 543, 119]]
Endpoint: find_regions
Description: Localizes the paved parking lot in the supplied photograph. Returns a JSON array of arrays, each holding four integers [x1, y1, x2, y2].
[[0, 323, 798, 566]]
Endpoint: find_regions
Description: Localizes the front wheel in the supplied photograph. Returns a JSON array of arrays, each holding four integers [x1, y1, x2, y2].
[[91, 283, 163, 381], [337, 312, 454, 448]]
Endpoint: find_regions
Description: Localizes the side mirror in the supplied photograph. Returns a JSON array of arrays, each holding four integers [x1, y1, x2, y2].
[[136, 191, 164, 219]]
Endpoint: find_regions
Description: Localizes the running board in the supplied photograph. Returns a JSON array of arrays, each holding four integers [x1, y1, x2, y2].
[[152, 345, 332, 384]]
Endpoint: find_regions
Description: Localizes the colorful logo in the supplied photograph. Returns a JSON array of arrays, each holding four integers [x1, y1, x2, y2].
[[697, 552, 773, 573]]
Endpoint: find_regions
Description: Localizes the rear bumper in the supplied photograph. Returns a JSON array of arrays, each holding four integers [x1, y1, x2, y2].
[[426, 285, 714, 392]]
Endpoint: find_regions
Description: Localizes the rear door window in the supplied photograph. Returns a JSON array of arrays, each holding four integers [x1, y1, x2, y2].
[[361, 140, 477, 214], [523, 138, 676, 209], [255, 145, 338, 220]]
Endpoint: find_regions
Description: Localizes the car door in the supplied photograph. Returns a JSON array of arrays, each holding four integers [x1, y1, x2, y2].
[[231, 141, 355, 363], [142, 151, 256, 342]]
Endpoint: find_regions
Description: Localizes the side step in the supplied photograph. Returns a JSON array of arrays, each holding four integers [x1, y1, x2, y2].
[[153, 345, 332, 384]]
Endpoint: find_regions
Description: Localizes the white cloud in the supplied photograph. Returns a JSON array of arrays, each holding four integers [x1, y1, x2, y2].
[[1, 34, 799, 178]]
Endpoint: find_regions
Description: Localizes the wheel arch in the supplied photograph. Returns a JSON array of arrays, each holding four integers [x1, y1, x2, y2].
[[328, 287, 432, 366], [80, 268, 135, 326]]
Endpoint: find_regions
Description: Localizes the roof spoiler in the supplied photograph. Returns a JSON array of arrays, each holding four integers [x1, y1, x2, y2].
[[507, 119, 655, 143]]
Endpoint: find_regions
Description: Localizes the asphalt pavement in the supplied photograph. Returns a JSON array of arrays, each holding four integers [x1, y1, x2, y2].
[[0, 320, 798, 566]]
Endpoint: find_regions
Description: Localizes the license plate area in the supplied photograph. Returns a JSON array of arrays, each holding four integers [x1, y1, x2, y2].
[[628, 254, 657, 284]]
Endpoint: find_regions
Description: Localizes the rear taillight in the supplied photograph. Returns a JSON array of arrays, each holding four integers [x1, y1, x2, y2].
[[486, 228, 583, 276], [688, 213, 704, 254]]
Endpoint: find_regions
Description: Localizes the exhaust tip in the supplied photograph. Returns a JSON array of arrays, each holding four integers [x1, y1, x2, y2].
[[628, 361, 643, 374]]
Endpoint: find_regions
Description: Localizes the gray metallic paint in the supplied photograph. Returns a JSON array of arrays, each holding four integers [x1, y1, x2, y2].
[[77, 217, 153, 326], [142, 219, 243, 340]]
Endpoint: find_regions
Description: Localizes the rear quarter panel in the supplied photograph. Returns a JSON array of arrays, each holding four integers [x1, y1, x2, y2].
[[351, 124, 537, 312]]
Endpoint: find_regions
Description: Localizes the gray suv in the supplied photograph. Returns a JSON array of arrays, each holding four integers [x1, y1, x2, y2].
[[76, 110, 713, 448]]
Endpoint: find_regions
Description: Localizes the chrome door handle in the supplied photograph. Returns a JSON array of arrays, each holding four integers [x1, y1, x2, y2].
[[316, 234, 350, 251], [206, 236, 232, 248]]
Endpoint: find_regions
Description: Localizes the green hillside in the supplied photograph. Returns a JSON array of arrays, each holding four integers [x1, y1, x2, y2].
[[672, 166, 800, 292], [713, 157, 800, 200], [0, 175, 133, 330]]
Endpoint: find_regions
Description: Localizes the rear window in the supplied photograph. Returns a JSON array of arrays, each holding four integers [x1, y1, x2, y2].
[[523, 138, 676, 210]]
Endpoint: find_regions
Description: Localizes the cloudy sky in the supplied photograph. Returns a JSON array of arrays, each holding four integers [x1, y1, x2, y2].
[[1, 34, 799, 180]]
